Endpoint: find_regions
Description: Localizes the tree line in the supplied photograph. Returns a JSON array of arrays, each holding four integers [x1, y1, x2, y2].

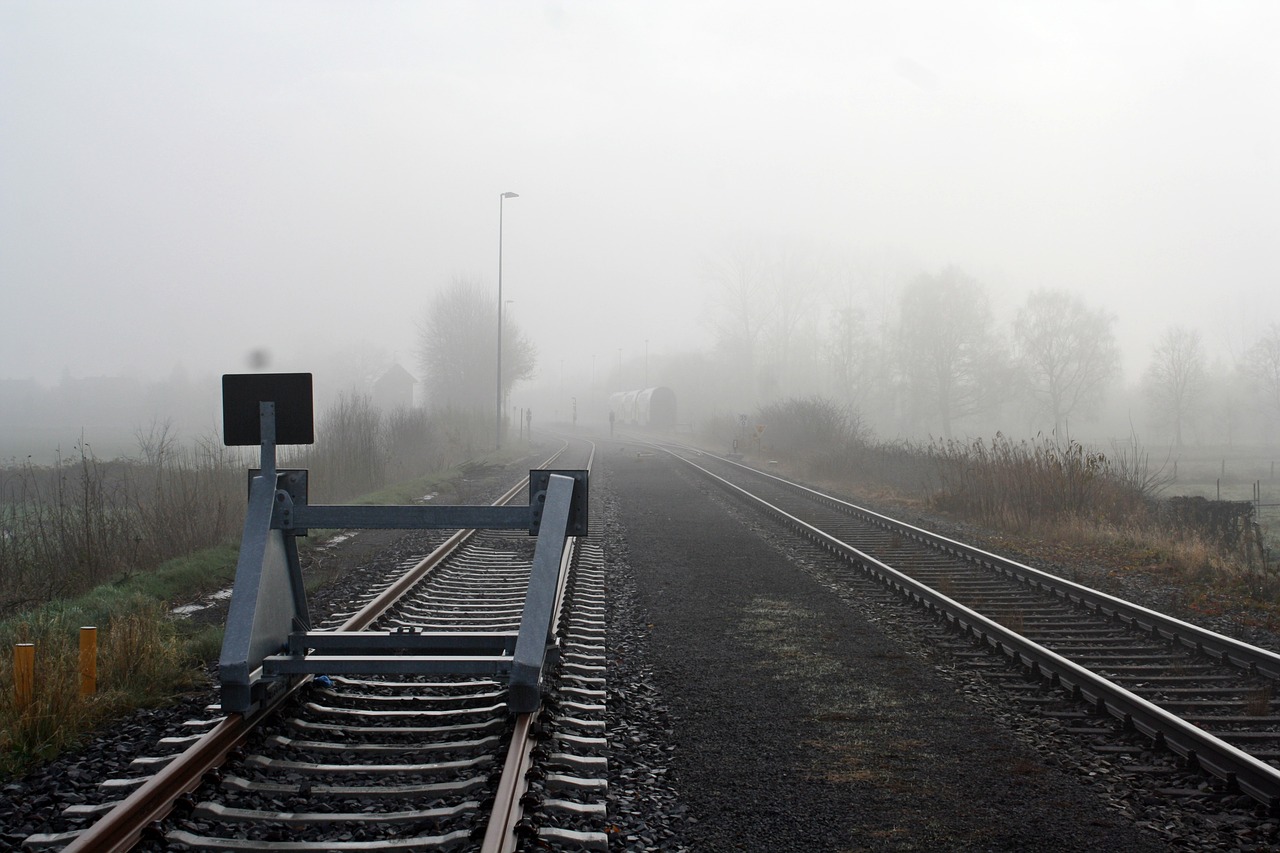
[[701, 244, 1280, 447]]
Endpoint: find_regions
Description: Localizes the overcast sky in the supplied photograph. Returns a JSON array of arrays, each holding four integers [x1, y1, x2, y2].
[[3, 1, 1278, 392]]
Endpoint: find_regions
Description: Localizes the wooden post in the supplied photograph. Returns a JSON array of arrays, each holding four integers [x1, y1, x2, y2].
[[14, 643, 34, 710], [79, 627, 97, 696]]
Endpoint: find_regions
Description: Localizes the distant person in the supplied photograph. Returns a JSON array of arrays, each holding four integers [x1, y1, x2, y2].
[[609, 410, 615, 436]]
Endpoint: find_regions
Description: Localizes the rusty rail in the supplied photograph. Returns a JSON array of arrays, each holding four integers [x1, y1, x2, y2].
[[62, 445, 571, 852]]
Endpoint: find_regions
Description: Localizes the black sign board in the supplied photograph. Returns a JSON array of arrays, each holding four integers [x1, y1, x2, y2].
[[222, 373, 315, 446]]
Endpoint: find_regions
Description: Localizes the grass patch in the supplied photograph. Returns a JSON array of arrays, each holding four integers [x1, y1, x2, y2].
[[350, 470, 465, 507], [0, 546, 238, 778], [0, 595, 203, 777], [95, 544, 239, 609]]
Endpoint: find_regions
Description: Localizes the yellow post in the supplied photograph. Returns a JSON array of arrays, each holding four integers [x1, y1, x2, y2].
[[14, 643, 34, 710], [79, 627, 98, 696]]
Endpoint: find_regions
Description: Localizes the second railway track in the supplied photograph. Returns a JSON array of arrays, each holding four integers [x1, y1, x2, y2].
[[650, 440, 1280, 810]]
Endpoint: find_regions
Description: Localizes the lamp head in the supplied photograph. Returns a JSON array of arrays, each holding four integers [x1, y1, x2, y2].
[[501, 192, 520, 199]]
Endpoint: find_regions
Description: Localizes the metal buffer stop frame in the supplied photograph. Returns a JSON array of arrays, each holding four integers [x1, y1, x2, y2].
[[218, 373, 588, 716]]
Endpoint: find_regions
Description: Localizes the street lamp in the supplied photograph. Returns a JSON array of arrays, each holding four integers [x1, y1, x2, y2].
[[497, 191, 519, 449]]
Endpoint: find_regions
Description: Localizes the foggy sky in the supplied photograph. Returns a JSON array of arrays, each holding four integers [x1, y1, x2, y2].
[[3, 2, 1278, 396]]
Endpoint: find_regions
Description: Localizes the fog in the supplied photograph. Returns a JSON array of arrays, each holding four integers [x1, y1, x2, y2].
[[3, 3, 1279, 453]]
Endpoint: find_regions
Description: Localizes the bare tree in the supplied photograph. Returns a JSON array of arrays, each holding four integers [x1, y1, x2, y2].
[[1012, 289, 1120, 437], [416, 277, 536, 412], [825, 305, 867, 407], [1244, 323, 1280, 435], [1204, 358, 1250, 447], [704, 239, 827, 402], [1143, 325, 1205, 447], [758, 246, 825, 397], [825, 249, 914, 435], [702, 241, 768, 385], [897, 267, 1009, 438]]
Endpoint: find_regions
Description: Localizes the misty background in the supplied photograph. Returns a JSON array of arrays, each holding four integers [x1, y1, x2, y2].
[[3, 2, 1279, 459]]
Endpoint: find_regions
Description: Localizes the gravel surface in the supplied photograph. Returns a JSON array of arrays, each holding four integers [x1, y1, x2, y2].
[[0, 695, 215, 850], [598, 441, 1277, 852]]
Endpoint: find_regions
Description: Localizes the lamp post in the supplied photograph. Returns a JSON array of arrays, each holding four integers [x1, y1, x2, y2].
[[497, 191, 519, 449]]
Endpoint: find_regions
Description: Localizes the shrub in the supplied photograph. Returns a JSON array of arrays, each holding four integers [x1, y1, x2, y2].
[[755, 396, 869, 478]]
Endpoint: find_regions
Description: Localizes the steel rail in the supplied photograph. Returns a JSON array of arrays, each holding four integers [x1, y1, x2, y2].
[[666, 448, 1280, 810], [699, 447, 1280, 681], [60, 684, 295, 853], [62, 442, 571, 853], [483, 713, 539, 853], [481, 440, 595, 853]]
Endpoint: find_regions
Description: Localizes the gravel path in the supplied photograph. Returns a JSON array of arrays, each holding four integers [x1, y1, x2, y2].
[[600, 443, 1179, 852]]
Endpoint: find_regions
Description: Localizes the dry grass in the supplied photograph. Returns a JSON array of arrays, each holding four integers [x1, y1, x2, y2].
[[1029, 512, 1280, 605], [927, 434, 1153, 530], [804, 429, 1280, 611], [0, 596, 198, 776], [0, 400, 488, 621]]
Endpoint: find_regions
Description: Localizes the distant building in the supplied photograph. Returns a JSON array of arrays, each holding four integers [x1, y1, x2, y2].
[[372, 364, 417, 411]]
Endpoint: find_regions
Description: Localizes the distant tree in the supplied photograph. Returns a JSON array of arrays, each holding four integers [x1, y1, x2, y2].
[[703, 239, 826, 402], [1143, 325, 1206, 447], [758, 246, 825, 397], [1243, 323, 1280, 431], [416, 277, 536, 412], [823, 251, 915, 436], [897, 267, 1010, 438], [1012, 290, 1120, 437], [825, 305, 867, 406], [703, 241, 768, 388], [1204, 358, 1250, 447]]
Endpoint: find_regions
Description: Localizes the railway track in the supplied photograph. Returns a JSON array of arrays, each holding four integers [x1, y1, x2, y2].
[[652, 441, 1280, 811], [23, 426, 1280, 849], [25, 438, 607, 852]]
